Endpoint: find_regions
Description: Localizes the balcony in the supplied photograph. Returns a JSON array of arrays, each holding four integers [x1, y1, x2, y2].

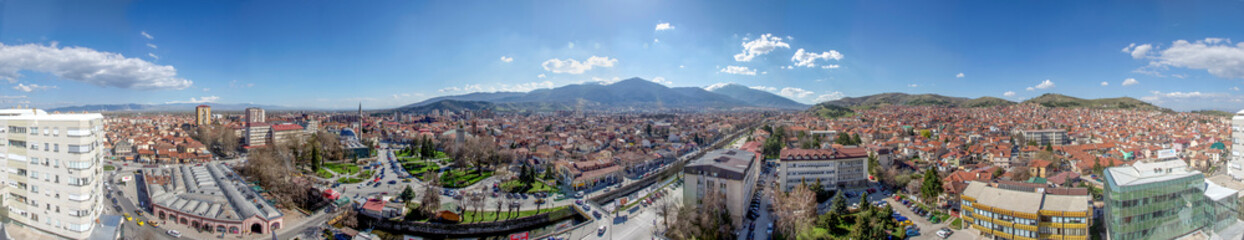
[[66, 145, 93, 154], [66, 161, 92, 170], [66, 129, 92, 137], [67, 193, 91, 202]]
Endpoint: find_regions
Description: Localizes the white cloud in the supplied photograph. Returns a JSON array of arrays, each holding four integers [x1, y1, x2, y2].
[[814, 92, 845, 102], [704, 82, 733, 91], [956, 73, 965, 78], [438, 81, 556, 93], [1130, 38, 1244, 79], [12, 83, 56, 92], [790, 48, 844, 68], [1033, 79, 1055, 89], [166, 96, 219, 104], [1122, 43, 1153, 59], [591, 77, 623, 85], [654, 38, 659, 43], [202, 88, 210, 92], [1101, 81, 1109, 86], [1234, 86, 1241, 91], [391, 92, 426, 100], [1026, 87, 1035, 91], [147, 53, 159, 60], [655, 22, 675, 31], [822, 65, 840, 69], [146, 43, 157, 49], [778, 87, 814, 99], [141, 31, 153, 40], [541, 56, 617, 74], [537, 73, 546, 78], [720, 65, 757, 75], [500, 56, 513, 63], [1003, 91, 1016, 97], [750, 86, 777, 92], [1122, 78, 1139, 86], [733, 33, 790, 62], [0, 43, 192, 89], [679, 65, 685, 69], [907, 84, 919, 88], [651, 77, 672, 85], [228, 80, 253, 88]]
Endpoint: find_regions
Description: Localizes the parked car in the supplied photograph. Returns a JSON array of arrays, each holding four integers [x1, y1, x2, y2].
[[167, 230, 182, 238]]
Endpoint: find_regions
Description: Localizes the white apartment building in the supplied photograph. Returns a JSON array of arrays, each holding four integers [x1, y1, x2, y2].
[[779, 148, 869, 192], [1230, 110, 1244, 180], [0, 109, 105, 239], [682, 149, 761, 227]]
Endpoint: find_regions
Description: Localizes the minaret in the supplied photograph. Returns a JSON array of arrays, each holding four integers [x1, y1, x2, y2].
[[356, 102, 363, 129]]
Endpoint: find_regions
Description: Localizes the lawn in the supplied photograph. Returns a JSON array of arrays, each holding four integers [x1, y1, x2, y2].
[[950, 217, 963, 229], [402, 162, 439, 176], [458, 206, 565, 224], [324, 163, 360, 175], [439, 168, 493, 188], [500, 180, 558, 193], [358, 170, 374, 179], [315, 168, 334, 178], [103, 165, 116, 171], [337, 177, 365, 184]]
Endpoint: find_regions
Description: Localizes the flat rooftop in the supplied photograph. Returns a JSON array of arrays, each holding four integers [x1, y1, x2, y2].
[[1107, 158, 1201, 187], [962, 181, 1090, 214], [686, 149, 756, 180]]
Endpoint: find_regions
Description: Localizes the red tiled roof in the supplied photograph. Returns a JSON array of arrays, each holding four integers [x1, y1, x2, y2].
[[271, 124, 304, 132], [780, 148, 868, 160]]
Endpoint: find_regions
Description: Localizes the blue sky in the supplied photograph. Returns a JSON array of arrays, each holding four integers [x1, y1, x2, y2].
[[2, 1, 1244, 111]]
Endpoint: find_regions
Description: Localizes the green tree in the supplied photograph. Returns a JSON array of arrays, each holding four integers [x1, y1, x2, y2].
[[830, 191, 848, 216], [311, 145, 322, 172], [919, 130, 932, 139], [920, 169, 944, 205], [399, 185, 416, 202], [852, 133, 862, 145], [858, 191, 872, 213]]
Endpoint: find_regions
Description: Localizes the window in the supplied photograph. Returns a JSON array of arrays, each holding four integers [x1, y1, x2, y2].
[[53, 144, 58, 152], [29, 127, 36, 135]]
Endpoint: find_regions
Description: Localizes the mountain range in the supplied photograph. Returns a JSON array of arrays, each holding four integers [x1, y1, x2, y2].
[[808, 92, 1171, 118], [395, 78, 808, 113], [49, 103, 293, 113]]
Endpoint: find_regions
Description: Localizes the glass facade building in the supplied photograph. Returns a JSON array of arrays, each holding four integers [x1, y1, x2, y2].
[[1103, 158, 1233, 240]]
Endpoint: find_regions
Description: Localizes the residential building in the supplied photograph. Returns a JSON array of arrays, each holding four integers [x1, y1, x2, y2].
[[682, 149, 760, 227], [269, 123, 306, 146], [244, 107, 265, 124], [146, 163, 285, 235], [556, 158, 621, 191], [1103, 157, 1239, 239], [778, 147, 868, 192], [1021, 129, 1069, 146], [1230, 109, 1244, 180], [960, 181, 1091, 239], [245, 123, 270, 147], [195, 105, 212, 126], [0, 109, 105, 239]]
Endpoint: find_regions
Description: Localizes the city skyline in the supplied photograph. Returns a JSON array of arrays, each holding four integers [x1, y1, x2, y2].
[[2, 1, 1244, 111]]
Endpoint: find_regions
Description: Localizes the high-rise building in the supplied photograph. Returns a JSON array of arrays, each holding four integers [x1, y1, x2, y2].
[[1104, 155, 1240, 239], [778, 148, 869, 192], [683, 149, 761, 227], [195, 105, 212, 126], [1021, 129, 1070, 146], [245, 107, 265, 124], [960, 181, 1092, 239], [0, 108, 105, 239], [1230, 110, 1244, 180]]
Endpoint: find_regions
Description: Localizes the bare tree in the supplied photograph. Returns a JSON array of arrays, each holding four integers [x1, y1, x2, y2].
[[772, 183, 816, 236], [419, 171, 442, 216], [467, 192, 486, 222], [493, 196, 505, 221], [654, 197, 676, 233]]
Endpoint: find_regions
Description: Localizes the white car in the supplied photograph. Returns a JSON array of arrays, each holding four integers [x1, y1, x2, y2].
[[167, 230, 182, 238], [598, 226, 607, 235]]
